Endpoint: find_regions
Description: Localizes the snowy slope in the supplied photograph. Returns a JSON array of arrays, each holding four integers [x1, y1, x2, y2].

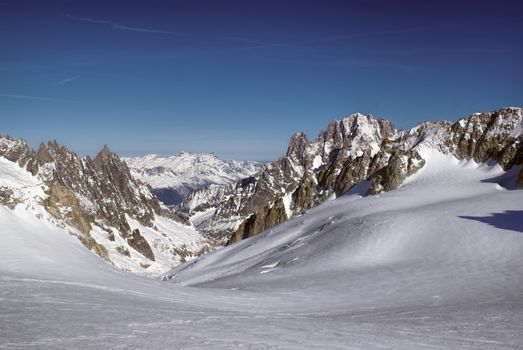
[[123, 153, 263, 206], [0, 153, 207, 276], [2, 149, 523, 349]]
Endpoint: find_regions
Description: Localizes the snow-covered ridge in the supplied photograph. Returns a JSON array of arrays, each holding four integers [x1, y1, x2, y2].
[[123, 152, 263, 206], [0, 138, 208, 275], [180, 107, 523, 245]]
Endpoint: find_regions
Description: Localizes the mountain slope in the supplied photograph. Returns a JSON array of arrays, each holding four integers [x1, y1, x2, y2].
[[179, 107, 523, 245], [123, 153, 263, 206], [0, 138, 207, 275], [2, 147, 522, 349]]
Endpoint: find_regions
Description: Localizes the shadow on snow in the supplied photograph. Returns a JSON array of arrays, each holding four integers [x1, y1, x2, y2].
[[459, 210, 523, 233]]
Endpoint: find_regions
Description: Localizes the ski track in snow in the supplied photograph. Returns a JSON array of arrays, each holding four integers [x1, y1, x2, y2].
[[1, 150, 523, 349]]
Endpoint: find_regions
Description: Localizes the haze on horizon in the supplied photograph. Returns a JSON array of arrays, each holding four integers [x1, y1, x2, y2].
[[1, 0, 522, 161]]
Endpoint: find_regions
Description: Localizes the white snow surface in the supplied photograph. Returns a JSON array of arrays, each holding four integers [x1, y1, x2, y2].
[[123, 152, 262, 196], [2, 150, 523, 349]]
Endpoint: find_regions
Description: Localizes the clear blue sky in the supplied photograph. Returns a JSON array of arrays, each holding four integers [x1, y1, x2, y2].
[[1, 0, 522, 161]]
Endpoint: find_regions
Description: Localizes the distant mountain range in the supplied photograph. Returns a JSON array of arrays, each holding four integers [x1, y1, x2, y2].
[[123, 153, 263, 207]]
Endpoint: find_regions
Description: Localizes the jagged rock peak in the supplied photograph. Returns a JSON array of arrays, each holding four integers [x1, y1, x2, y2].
[[95, 144, 114, 161], [286, 132, 310, 165], [36, 142, 53, 165]]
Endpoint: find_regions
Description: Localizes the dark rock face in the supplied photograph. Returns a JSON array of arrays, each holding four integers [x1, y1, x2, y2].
[[125, 228, 155, 261], [227, 198, 287, 245], [366, 151, 425, 195], [180, 108, 523, 245]]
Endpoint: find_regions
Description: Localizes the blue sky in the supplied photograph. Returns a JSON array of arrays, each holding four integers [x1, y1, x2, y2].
[[1, 0, 522, 161]]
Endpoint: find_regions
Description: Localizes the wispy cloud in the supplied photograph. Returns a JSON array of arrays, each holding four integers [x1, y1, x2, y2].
[[65, 14, 184, 36], [57, 76, 78, 85], [219, 25, 454, 53], [0, 93, 73, 102], [298, 25, 455, 45]]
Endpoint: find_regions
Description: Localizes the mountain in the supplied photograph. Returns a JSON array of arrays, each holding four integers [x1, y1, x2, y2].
[[0, 138, 208, 275], [179, 107, 523, 245], [3, 139, 521, 349], [123, 153, 263, 206]]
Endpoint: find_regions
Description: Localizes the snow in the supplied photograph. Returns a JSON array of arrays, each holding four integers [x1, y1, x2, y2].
[[341, 114, 383, 157], [312, 154, 322, 169], [0, 157, 45, 203], [2, 150, 523, 349], [282, 192, 293, 219], [123, 153, 262, 201]]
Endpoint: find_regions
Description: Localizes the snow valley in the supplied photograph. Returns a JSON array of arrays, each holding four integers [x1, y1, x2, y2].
[[1, 108, 523, 349]]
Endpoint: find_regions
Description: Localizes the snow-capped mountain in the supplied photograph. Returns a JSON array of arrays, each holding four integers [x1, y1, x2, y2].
[[0, 138, 208, 275], [123, 152, 263, 206], [2, 109, 523, 349], [1, 108, 521, 276], [180, 107, 523, 245]]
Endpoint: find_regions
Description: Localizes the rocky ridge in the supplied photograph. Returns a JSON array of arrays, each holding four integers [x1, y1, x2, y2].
[[179, 108, 523, 245], [0, 138, 207, 274]]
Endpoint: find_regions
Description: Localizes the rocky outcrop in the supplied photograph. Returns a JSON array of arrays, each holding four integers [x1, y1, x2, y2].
[[227, 198, 287, 245], [0, 137, 207, 274], [0, 136, 39, 175], [445, 109, 523, 169], [44, 179, 92, 234], [125, 228, 155, 261], [367, 151, 425, 195], [0, 187, 18, 209], [180, 108, 523, 245]]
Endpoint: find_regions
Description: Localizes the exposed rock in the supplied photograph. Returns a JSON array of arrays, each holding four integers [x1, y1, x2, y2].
[[228, 198, 287, 245], [115, 245, 130, 257], [0, 187, 18, 209], [291, 171, 317, 214], [366, 151, 425, 195], [77, 234, 111, 262], [286, 132, 310, 167], [125, 228, 155, 261], [180, 108, 523, 245], [335, 152, 372, 196], [446, 109, 523, 169], [44, 179, 92, 234], [0, 136, 39, 175], [36, 142, 53, 165]]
